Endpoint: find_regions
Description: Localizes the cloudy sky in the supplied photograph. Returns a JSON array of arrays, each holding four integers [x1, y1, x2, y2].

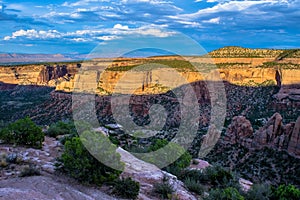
[[0, 0, 299, 55]]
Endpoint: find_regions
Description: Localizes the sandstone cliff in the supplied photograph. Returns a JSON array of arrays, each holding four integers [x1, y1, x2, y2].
[[0, 63, 79, 86], [0, 47, 299, 100]]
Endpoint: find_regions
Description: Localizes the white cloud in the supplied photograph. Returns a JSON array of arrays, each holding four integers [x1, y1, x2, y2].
[[71, 38, 90, 42], [135, 27, 172, 37], [96, 35, 121, 40], [3, 25, 176, 42], [203, 17, 220, 24], [121, 0, 172, 5], [44, 11, 69, 18], [176, 20, 203, 28], [62, 0, 111, 7], [174, 0, 275, 20], [4, 29, 61, 40], [113, 24, 129, 30], [109, 24, 175, 37], [70, 13, 81, 19]]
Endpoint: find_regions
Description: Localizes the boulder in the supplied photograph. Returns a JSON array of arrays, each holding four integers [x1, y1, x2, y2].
[[239, 178, 253, 192], [189, 159, 210, 171]]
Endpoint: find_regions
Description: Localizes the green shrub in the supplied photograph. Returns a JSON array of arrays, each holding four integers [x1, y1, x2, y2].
[[153, 177, 174, 199], [6, 153, 18, 163], [244, 184, 272, 200], [179, 165, 239, 192], [46, 121, 76, 137], [0, 154, 8, 168], [148, 139, 192, 176], [58, 132, 123, 185], [204, 165, 234, 186], [58, 121, 92, 145], [0, 117, 44, 148], [205, 187, 244, 200], [178, 165, 240, 196], [113, 177, 140, 199], [148, 138, 169, 151], [271, 184, 300, 200], [178, 169, 209, 183], [19, 165, 41, 177], [131, 138, 192, 176], [163, 150, 192, 176], [184, 177, 205, 195]]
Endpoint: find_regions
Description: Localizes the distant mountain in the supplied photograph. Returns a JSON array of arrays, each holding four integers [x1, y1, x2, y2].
[[0, 53, 84, 64], [1, 47, 300, 64]]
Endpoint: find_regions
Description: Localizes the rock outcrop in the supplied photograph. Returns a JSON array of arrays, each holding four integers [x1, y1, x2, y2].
[[37, 65, 68, 83], [225, 113, 300, 157], [117, 148, 197, 200], [225, 116, 253, 144], [0, 137, 63, 179], [287, 117, 300, 156], [252, 113, 284, 148]]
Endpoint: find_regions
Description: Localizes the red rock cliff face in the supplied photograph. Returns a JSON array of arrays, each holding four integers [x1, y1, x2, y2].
[[37, 65, 68, 83], [225, 113, 300, 157]]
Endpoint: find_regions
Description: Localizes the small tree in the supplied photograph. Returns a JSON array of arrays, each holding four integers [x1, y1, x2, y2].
[[0, 117, 44, 148], [205, 187, 244, 200], [113, 177, 140, 199], [272, 184, 300, 200], [245, 184, 272, 200], [134, 138, 192, 175], [58, 131, 123, 185], [46, 121, 76, 137]]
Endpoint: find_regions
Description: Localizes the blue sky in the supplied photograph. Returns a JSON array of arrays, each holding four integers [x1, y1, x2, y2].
[[0, 0, 299, 55]]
